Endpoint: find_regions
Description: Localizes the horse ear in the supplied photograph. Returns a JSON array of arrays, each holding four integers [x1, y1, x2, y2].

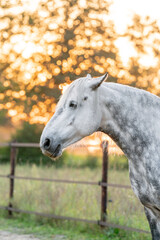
[[89, 73, 108, 90], [86, 74, 92, 79]]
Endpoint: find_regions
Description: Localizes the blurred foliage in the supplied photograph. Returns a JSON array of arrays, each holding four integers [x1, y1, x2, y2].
[[0, 147, 128, 169], [0, 120, 128, 169], [122, 15, 160, 94], [0, 122, 43, 164], [54, 153, 128, 170], [0, 0, 119, 125], [12, 121, 42, 143], [109, 154, 128, 170], [0, 109, 10, 125], [1, 0, 160, 126]]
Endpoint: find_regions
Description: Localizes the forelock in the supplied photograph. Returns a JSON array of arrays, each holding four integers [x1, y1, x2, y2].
[[57, 77, 87, 109]]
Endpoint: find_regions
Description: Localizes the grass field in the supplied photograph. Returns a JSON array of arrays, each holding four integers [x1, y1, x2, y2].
[[0, 163, 151, 239]]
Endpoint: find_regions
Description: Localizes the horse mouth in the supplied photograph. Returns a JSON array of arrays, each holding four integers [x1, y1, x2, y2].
[[42, 144, 62, 160], [52, 144, 61, 158]]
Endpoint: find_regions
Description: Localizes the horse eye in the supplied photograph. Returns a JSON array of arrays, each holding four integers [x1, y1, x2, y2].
[[69, 101, 77, 109], [84, 96, 88, 101]]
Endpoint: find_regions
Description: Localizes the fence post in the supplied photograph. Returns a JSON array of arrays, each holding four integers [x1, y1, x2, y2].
[[100, 140, 108, 224], [8, 141, 17, 216]]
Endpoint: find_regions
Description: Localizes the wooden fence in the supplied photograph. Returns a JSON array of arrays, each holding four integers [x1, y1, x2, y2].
[[0, 141, 150, 235]]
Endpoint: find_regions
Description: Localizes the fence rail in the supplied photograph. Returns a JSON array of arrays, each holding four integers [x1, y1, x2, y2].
[[0, 174, 131, 188], [0, 141, 150, 235], [0, 206, 150, 234], [0, 142, 102, 148]]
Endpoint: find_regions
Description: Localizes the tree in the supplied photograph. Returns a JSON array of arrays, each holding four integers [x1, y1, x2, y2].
[[123, 15, 160, 95], [0, 0, 119, 125]]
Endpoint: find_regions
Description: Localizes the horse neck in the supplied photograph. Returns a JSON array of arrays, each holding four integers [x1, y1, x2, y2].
[[99, 83, 160, 159]]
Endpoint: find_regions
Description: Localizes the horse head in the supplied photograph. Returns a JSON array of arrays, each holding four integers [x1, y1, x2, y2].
[[40, 73, 108, 159]]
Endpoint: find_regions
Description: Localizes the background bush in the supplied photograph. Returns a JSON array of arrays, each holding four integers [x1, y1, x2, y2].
[[0, 122, 128, 170]]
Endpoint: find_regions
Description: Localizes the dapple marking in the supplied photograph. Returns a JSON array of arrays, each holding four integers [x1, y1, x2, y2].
[[40, 73, 160, 239]]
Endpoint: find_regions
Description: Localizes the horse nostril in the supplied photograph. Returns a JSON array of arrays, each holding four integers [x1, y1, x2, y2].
[[43, 138, 51, 150]]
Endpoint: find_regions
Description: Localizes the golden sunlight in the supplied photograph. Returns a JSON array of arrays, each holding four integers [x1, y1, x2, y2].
[[1, 0, 160, 154], [59, 83, 70, 94]]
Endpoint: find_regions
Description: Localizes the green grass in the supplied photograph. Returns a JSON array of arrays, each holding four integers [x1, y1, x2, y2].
[[0, 214, 151, 240], [0, 163, 151, 239]]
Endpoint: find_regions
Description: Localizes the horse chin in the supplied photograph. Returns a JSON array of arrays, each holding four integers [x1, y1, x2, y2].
[[42, 148, 62, 161], [50, 150, 62, 161]]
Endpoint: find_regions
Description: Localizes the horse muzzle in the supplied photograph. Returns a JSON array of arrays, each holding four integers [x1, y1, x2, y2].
[[40, 137, 62, 159]]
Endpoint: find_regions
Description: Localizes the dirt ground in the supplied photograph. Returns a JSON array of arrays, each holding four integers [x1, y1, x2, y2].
[[0, 230, 67, 240], [0, 231, 40, 240]]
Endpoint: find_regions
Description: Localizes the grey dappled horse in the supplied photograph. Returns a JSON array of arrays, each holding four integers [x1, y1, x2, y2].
[[40, 73, 160, 239]]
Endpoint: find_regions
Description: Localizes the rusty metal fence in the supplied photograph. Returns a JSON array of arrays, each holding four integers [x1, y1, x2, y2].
[[0, 141, 150, 235]]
